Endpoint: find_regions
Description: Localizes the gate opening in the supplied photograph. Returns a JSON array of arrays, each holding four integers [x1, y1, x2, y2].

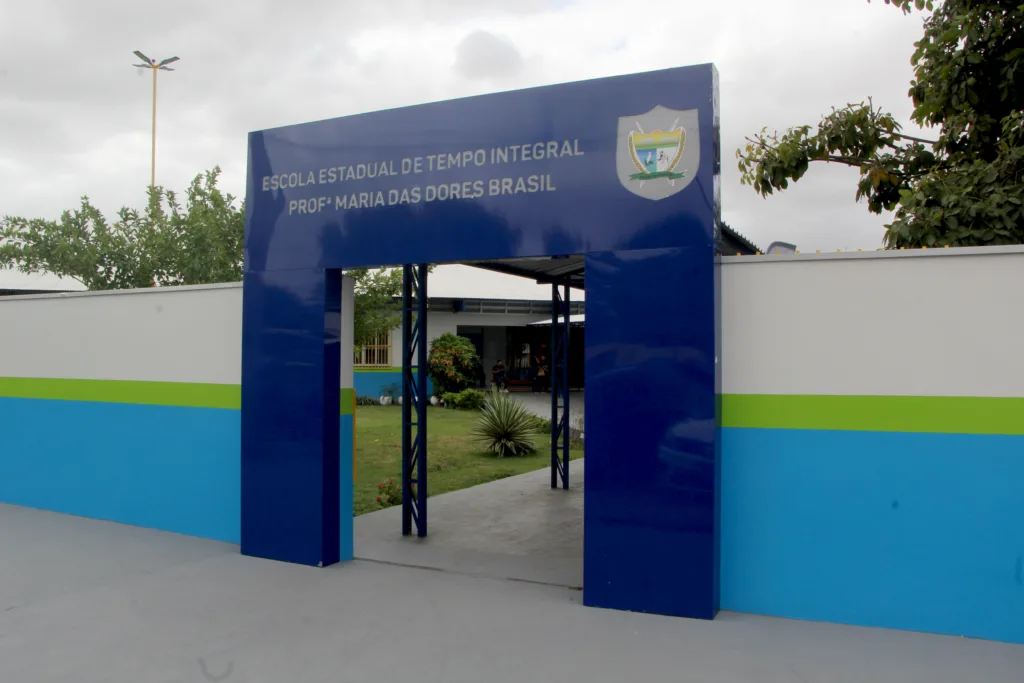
[[351, 258, 587, 590]]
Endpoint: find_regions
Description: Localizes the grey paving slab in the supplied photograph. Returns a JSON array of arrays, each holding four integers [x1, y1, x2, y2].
[[511, 390, 584, 428], [2, 485, 1023, 683], [355, 460, 584, 588]]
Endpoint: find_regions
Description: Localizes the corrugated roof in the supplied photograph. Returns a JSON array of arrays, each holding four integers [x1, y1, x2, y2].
[[427, 264, 586, 301]]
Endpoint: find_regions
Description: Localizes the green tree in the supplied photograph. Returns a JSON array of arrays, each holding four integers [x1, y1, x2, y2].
[[1, 167, 243, 289], [0, 168, 415, 346], [736, 0, 1024, 248], [347, 266, 404, 348]]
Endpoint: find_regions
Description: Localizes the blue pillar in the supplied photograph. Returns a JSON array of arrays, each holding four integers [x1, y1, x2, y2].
[[241, 268, 341, 566], [583, 247, 719, 619]]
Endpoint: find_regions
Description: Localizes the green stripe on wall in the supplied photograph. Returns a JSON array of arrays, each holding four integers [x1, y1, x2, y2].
[[0, 378, 355, 415], [722, 394, 1024, 436]]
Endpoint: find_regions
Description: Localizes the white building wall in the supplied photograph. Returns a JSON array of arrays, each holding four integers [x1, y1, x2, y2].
[[387, 310, 548, 367]]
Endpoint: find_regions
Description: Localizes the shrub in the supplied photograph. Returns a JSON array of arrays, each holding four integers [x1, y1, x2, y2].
[[375, 480, 401, 508], [355, 396, 379, 407], [442, 388, 487, 411], [428, 333, 480, 396], [471, 387, 539, 457], [529, 415, 552, 434]]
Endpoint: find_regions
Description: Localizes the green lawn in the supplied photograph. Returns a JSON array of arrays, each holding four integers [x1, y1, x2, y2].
[[353, 405, 583, 515]]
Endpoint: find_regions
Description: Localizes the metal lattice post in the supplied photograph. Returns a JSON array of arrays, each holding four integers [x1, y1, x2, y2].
[[415, 264, 429, 537], [551, 283, 558, 489], [560, 283, 570, 489], [401, 265, 415, 536], [551, 282, 570, 489], [401, 264, 430, 537]]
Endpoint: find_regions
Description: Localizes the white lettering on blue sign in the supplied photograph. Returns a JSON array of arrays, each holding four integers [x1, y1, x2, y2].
[[264, 139, 582, 215]]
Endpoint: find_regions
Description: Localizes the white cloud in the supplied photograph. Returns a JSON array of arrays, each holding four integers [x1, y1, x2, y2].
[[454, 31, 525, 81], [0, 0, 931, 289]]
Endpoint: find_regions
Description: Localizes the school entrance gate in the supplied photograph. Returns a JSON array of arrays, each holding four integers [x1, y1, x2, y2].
[[242, 63, 722, 619]]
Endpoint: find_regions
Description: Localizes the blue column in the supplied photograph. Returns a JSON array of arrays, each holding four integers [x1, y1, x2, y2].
[[241, 268, 341, 567], [401, 264, 429, 538], [401, 265, 414, 537], [551, 282, 571, 489], [583, 247, 719, 619], [415, 264, 429, 536], [551, 284, 559, 488], [560, 284, 571, 489]]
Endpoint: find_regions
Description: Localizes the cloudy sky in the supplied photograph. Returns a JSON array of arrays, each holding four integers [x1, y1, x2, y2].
[[1, 0, 929, 290]]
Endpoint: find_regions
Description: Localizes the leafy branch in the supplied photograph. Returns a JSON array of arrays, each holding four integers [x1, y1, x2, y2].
[[737, 0, 1024, 249]]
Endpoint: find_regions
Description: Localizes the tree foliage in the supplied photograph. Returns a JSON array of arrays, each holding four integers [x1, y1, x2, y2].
[[0, 168, 243, 289], [428, 333, 480, 397], [736, 0, 1024, 248], [347, 266, 404, 347], [0, 168, 414, 346]]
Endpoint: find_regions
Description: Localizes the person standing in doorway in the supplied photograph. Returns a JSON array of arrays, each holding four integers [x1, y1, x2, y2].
[[491, 360, 508, 392], [533, 347, 549, 393]]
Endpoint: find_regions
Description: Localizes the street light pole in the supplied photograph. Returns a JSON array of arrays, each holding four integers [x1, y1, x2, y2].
[[133, 51, 180, 189]]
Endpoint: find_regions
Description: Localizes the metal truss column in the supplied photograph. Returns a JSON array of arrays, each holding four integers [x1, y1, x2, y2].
[[551, 281, 571, 489], [402, 264, 429, 536]]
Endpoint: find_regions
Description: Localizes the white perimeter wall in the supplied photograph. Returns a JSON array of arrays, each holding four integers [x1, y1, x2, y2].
[[721, 246, 1024, 398], [2, 246, 1022, 399], [0, 279, 355, 388]]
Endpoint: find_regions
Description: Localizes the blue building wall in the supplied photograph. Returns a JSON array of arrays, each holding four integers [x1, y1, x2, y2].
[[354, 370, 433, 400]]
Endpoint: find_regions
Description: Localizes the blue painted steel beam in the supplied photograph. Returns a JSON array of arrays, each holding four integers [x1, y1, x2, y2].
[[401, 265, 414, 536], [551, 281, 570, 489], [415, 264, 429, 537], [401, 264, 429, 538], [561, 284, 571, 488]]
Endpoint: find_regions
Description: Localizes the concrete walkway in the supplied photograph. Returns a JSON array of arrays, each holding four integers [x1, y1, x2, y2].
[[355, 460, 584, 588], [2, 470, 1023, 682], [510, 390, 584, 433]]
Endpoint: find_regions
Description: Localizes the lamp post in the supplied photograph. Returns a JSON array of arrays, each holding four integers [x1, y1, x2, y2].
[[132, 51, 179, 189]]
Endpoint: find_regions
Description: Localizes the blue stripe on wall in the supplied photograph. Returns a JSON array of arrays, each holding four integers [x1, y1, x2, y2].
[[0, 398, 357, 549], [0, 397, 242, 543], [5, 395, 1023, 643], [720, 427, 1024, 644], [339, 413, 354, 560]]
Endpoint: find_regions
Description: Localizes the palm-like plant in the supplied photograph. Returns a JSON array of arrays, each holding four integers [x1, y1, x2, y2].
[[472, 388, 539, 457]]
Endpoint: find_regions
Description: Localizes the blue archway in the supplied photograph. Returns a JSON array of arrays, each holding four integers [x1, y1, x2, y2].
[[241, 64, 722, 619]]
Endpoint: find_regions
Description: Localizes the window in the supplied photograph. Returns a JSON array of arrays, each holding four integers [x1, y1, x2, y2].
[[355, 332, 392, 367]]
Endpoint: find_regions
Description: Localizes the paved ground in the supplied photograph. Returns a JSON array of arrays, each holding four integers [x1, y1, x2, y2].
[[355, 460, 584, 588], [510, 389, 584, 433], [2, 464, 1023, 682]]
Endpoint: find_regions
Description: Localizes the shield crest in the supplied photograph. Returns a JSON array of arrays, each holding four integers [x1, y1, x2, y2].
[[617, 106, 700, 200]]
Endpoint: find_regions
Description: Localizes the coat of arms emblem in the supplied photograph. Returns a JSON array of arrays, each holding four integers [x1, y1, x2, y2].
[[616, 106, 700, 200]]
